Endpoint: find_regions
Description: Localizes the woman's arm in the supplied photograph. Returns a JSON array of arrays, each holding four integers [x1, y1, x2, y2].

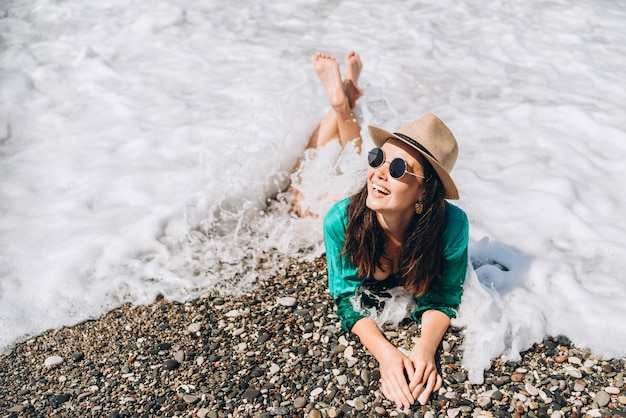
[[407, 203, 469, 403], [352, 317, 416, 409], [407, 309, 450, 404]]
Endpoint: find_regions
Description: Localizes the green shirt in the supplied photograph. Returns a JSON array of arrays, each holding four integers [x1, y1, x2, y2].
[[323, 197, 469, 333]]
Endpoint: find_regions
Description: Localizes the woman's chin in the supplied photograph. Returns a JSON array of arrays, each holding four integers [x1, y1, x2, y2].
[[366, 194, 386, 212]]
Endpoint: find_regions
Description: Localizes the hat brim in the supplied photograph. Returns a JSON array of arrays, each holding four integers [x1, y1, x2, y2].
[[368, 125, 460, 200]]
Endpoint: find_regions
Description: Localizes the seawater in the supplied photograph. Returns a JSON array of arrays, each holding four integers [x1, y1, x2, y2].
[[1, 0, 625, 382]]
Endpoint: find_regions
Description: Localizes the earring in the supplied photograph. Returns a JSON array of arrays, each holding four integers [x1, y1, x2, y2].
[[414, 200, 424, 215]]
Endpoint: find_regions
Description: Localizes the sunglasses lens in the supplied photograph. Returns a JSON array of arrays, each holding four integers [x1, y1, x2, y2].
[[368, 148, 384, 168], [389, 158, 407, 178]]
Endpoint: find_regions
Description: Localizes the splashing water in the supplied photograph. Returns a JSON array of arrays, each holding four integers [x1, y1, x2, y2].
[[1, 0, 626, 382]]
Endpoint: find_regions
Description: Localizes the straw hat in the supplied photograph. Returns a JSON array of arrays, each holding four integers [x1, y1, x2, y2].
[[368, 113, 460, 200]]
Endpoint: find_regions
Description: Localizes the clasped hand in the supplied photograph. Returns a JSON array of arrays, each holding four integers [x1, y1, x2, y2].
[[378, 345, 442, 409]]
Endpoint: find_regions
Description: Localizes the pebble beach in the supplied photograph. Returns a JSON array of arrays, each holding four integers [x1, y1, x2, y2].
[[1, 257, 625, 418]]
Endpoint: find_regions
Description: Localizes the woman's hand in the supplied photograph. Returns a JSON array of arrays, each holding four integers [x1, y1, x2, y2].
[[352, 313, 449, 408], [407, 342, 443, 405], [407, 310, 450, 404], [378, 345, 416, 409]]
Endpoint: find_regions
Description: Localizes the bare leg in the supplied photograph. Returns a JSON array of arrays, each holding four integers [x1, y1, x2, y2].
[[344, 50, 363, 110], [292, 52, 364, 217], [308, 52, 362, 152]]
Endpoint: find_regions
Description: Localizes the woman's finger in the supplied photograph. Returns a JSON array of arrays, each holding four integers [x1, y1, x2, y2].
[[417, 369, 439, 405], [381, 373, 414, 408]]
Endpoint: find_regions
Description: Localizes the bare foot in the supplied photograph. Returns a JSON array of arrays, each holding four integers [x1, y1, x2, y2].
[[311, 52, 347, 109], [344, 51, 363, 108]]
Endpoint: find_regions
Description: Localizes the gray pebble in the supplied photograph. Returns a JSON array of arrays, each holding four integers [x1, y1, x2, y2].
[[243, 389, 261, 401], [593, 390, 610, 407]]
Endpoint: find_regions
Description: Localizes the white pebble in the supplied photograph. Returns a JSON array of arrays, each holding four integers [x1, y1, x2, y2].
[[269, 363, 280, 375], [445, 391, 457, 400], [568, 356, 582, 365], [225, 309, 240, 318], [605, 386, 620, 394], [343, 345, 354, 359], [310, 387, 323, 398], [277, 296, 297, 307], [188, 323, 202, 333], [525, 382, 539, 396], [44, 356, 64, 367], [337, 375, 348, 385], [551, 412, 562, 418], [447, 408, 460, 418], [566, 367, 583, 378], [477, 396, 492, 408], [586, 409, 601, 418]]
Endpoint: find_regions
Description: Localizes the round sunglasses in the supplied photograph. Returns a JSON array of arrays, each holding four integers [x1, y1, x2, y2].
[[367, 147, 425, 179]]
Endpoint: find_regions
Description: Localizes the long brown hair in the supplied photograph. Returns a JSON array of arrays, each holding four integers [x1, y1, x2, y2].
[[343, 161, 447, 295]]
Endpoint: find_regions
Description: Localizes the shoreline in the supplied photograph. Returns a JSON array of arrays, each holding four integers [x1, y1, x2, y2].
[[1, 258, 625, 417]]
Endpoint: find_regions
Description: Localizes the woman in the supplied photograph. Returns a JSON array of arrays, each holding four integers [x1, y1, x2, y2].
[[323, 113, 469, 408]]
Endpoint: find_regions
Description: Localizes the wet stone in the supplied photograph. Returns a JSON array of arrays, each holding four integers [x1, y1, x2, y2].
[[452, 371, 467, 383], [70, 352, 85, 362], [162, 359, 180, 370], [156, 342, 171, 351], [243, 389, 261, 402], [53, 394, 70, 405], [249, 366, 264, 377], [491, 390, 504, 401]]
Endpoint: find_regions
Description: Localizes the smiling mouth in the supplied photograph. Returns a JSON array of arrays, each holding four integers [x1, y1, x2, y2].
[[372, 182, 390, 195]]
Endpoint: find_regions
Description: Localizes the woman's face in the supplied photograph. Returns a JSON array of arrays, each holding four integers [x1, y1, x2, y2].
[[366, 138, 426, 217]]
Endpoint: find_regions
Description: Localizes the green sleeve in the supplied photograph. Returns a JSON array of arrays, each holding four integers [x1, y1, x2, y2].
[[412, 202, 469, 322], [323, 198, 365, 332]]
